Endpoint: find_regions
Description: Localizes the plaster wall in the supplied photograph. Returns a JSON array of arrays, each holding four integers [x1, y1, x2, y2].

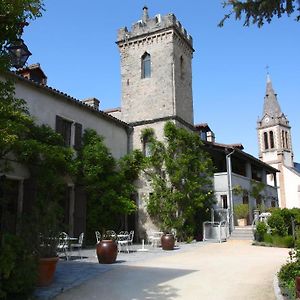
[[13, 79, 129, 159], [282, 166, 300, 208]]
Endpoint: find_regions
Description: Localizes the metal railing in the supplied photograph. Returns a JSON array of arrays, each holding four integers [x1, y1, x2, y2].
[[203, 220, 228, 243]]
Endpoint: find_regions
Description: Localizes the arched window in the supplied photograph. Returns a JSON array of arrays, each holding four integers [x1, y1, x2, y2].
[[285, 131, 288, 149], [141, 52, 151, 78], [269, 131, 274, 148], [264, 132, 269, 150]]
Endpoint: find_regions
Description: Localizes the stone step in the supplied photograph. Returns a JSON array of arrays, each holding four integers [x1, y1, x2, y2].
[[229, 226, 254, 240]]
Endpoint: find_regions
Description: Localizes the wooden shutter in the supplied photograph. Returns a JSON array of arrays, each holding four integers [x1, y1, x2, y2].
[[74, 123, 83, 150]]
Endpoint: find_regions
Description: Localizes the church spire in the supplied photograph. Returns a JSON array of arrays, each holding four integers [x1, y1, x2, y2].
[[263, 73, 282, 118]]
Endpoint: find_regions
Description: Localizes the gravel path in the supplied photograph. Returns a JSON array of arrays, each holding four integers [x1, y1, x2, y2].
[[50, 240, 288, 300]]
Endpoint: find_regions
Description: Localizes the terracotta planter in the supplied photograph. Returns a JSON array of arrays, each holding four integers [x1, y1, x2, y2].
[[237, 218, 247, 227], [37, 257, 59, 287], [296, 277, 300, 297], [161, 233, 175, 250], [96, 240, 118, 264]]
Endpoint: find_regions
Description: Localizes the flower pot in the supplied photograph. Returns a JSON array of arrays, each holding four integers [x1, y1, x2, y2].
[[161, 233, 175, 250], [237, 218, 247, 227], [296, 277, 300, 298], [96, 240, 118, 264], [37, 257, 59, 287]]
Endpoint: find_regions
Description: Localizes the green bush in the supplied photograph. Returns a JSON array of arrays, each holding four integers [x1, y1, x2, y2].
[[278, 262, 300, 299], [271, 235, 294, 248], [0, 234, 37, 300], [268, 212, 288, 236], [234, 203, 249, 219], [263, 233, 273, 244], [255, 221, 268, 242]]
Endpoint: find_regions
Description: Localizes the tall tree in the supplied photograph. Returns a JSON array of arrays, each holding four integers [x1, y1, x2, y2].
[[143, 122, 215, 241], [220, 0, 300, 27]]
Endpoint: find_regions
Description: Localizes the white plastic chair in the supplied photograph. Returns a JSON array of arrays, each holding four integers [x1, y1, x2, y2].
[[117, 231, 129, 253], [128, 230, 134, 247], [57, 232, 69, 260], [95, 231, 101, 244], [70, 232, 84, 259]]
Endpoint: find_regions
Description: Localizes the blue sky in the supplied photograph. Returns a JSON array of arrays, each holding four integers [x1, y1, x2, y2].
[[23, 1, 300, 161]]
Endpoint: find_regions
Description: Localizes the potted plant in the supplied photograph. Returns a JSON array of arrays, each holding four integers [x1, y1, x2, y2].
[[96, 230, 118, 264], [34, 200, 63, 287], [234, 203, 249, 226]]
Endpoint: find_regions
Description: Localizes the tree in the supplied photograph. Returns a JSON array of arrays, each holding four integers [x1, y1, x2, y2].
[[0, 0, 44, 69], [219, 0, 300, 27], [76, 129, 143, 243], [143, 122, 215, 241]]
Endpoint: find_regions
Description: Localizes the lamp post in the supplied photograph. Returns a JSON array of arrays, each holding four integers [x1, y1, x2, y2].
[[6, 22, 31, 69], [7, 38, 31, 69]]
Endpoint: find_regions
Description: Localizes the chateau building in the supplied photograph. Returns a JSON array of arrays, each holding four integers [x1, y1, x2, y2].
[[1, 8, 280, 240], [257, 74, 300, 208]]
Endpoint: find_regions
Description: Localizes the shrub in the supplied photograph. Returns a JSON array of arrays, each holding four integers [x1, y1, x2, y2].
[[271, 235, 294, 248], [0, 234, 37, 300], [268, 213, 288, 236], [234, 203, 249, 219], [255, 221, 268, 242], [278, 262, 300, 299], [263, 233, 273, 244]]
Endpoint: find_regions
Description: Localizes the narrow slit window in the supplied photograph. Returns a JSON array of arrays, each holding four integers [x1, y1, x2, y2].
[[264, 132, 269, 150], [141, 52, 151, 78], [269, 131, 274, 148]]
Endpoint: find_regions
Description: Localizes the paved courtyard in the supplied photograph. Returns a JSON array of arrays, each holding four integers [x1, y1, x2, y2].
[[35, 240, 289, 300]]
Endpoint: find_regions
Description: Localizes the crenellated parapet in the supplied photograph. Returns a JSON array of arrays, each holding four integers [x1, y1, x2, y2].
[[117, 7, 193, 51]]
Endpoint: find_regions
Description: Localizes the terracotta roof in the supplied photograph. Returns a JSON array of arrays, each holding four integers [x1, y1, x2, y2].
[[104, 107, 121, 113]]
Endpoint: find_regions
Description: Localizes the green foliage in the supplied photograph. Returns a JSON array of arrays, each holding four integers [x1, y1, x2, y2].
[[250, 180, 265, 206], [255, 221, 268, 242], [234, 203, 249, 219], [0, 234, 37, 300], [220, 0, 300, 28], [278, 262, 300, 299], [144, 122, 215, 241], [232, 184, 247, 196], [0, 0, 44, 69], [0, 80, 33, 168], [77, 129, 143, 244], [268, 210, 288, 236]]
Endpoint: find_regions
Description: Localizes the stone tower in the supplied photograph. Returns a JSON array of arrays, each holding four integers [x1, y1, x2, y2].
[[116, 7, 194, 148], [257, 74, 294, 207], [114, 7, 195, 238]]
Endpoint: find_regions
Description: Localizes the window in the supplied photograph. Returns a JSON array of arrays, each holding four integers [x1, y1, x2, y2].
[[264, 132, 269, 150], [141, 52, 151, 78], [269, 131, 274, 148], [180, 56, 184, 80], [242, 194, 249, 204], [200, 131, 207, 141], [285, 131, 288, 149], [221, 195, 228, 209], [74, 123, 83, 150], [282, 130, 285, 148], [56, 116, 72, 146], [143, 141, 151, 157], [56, 116, 82, 149]]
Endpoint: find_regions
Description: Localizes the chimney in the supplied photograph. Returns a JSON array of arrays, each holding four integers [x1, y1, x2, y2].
[[82, 97, 100, 110], [16, 63, 47, 85]]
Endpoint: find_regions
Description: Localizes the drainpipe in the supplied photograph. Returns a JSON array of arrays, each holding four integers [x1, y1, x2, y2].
[[226, 149, 235, 234]]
